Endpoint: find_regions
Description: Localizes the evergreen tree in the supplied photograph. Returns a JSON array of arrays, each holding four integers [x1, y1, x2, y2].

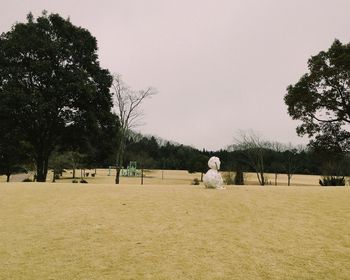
[[0, 12, 115, 181]]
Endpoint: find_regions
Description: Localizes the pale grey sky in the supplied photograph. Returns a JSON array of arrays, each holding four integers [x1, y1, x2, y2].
[[1, 0, 350, 150]]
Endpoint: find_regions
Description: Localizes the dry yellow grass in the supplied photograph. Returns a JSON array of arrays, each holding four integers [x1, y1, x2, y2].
[[56, 168, 203, 185], [1, 170, 350, 279], [0, 168, 323, 186], [39, 168, 322, 186]]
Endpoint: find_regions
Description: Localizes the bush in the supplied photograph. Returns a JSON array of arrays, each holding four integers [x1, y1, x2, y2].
[[91, 173, 96, 177], [80, 179, 88, 184], [223, 171, 245, 185], [22, 178, 32, 182], [234, 170, 245, 185], [319, 176, 345, 186], [191, 178, 200, 185], [72, 179, 78, 183], [223, 172, 235, 185]]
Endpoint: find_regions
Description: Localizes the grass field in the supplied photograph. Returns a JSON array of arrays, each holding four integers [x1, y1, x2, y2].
[[1, 170, 350, 279]]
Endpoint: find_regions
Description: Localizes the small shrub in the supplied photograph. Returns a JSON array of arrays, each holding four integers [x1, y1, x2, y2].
[[234, 170, 245, 185], [72, 179, 78, 183], [80, 179, 88, 184], [224, 171, 245, 185], [91, 173, 96, 177], [319, 176, 345, 186], [86, 172, 89, 177], [22, 178, 32, 182], [347, 177, 350, 186], [223, 172, 235, 185], [191, 178, 200, 185]]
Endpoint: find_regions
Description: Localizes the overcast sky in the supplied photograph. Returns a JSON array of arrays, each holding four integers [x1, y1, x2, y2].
[[1, 0, 350, 150]]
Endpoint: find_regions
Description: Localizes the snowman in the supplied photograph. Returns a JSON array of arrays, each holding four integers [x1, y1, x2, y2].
[[203, 156, 224, 189]]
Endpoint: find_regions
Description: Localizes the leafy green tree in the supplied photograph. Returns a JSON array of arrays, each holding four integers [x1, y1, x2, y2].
[[58, 110, 119, 172], [285, 39, 350, 152], [0, 94, 29, 182], [0, 12, 114, 181], [0, 135, 26, 182], [188, 154, 208, 181], [48, 151, 72, 182], [85, 113, 119, 168], [309, 134, 350, 178]]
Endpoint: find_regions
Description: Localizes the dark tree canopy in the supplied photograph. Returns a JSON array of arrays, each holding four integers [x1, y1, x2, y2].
[[0, 116, 28, 182], [285, 39, 350, 152], [0, 12, 115, 181]]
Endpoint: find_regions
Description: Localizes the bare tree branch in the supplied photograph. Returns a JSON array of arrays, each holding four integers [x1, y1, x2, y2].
[[111, 73, 156, 184]]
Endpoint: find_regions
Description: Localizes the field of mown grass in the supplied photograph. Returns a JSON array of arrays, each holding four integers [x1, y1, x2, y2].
[[1, 170, 350, 279], [0, 168, 322, 186]]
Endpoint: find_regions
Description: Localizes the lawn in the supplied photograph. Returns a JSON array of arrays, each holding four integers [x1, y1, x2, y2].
[[0, 172, 350, 279]]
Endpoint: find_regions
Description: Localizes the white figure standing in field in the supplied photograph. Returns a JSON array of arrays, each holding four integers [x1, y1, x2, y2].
[[203, 156, 224, 189]]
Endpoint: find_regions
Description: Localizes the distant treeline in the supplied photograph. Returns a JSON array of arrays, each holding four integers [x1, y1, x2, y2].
[[123, 134, 350, 177]]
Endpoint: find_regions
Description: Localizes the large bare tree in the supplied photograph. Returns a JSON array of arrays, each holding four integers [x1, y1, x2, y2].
[[112, 74, 156, 184], [233, 131, 272, 186], [270, 142, 304, 186], [281, 144, 304, 186]]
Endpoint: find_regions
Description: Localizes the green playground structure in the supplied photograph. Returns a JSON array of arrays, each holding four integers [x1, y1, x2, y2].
[[107, 161, 142, 177], [121, 161, 141, 177]]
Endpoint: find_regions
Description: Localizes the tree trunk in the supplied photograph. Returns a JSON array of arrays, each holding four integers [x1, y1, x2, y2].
[[260, 157, 265, 186], [287, 174, 291, 186], [141, 168, 144, 185], [201, 172, 203, 182], [115, 136, 126, 185], [115, 166, 120, 184], [256, 172, 262, 185], [257, 171, 265, 186], [44, 158, 49, 180], [52, 171, 56, 183], [115, 157, 123, 184], [255, 157, 265, 186], [275, 173, 278, 186], [72, 167, 76, 179], [36, 150, 50, 182], [36, 159, 49, 182], [6, 173, 10, 182]]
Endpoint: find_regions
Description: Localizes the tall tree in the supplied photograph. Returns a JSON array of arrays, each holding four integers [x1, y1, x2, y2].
[[188, 154, 209, 182], [308, 130, 349, 177], [0, 12, 114, 181], [0, 132, 27, 182], [285, 39, 350, 152], [0, 90, 28, 182], [281, 147, 300, 186], [112, 74, 156, 184]]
